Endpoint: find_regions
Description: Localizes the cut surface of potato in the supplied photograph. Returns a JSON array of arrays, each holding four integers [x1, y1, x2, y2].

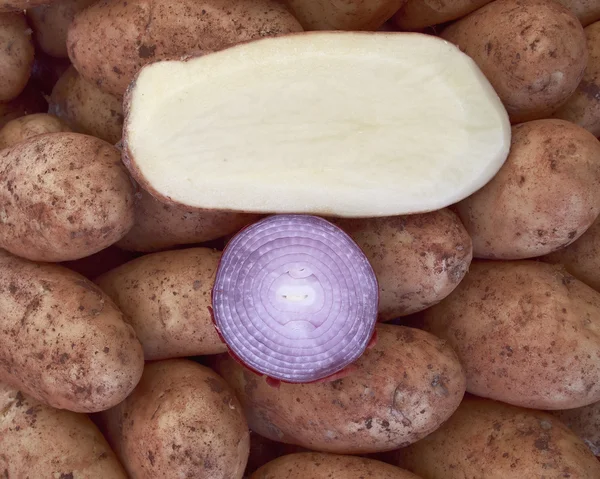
[[124, 32, 511, 218]]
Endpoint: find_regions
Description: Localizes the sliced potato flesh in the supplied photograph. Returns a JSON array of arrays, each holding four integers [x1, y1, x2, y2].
[[124, 32, 511, 217]]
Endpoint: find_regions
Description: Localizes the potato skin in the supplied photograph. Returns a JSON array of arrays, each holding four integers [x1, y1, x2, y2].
[[388, 396, 600, 478], [251, 452, 422, 479], [555, 0, 600, 26], [96, 359, 250, 479], [423, 260, 600, 410], [213, 324, 466, 454], [551, 401, 600, 456], [455, 120, 600, 260], [0, 13, 34, 102], [117, 188, 261, 252], [0, 383, 128, 478], [0, 113, 71, 149], [335, 209, 472, 321], [0, 132, 135, 262], [67, 0, 303, 97], [441, 0, 588, 123], [0, 250, 144, 413], [552, 21, 600, 137], [392, 0, 493, 31], [96, 248, 227, 360]]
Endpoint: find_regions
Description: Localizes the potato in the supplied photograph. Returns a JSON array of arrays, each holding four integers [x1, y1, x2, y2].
[[555, 0, 600, 26], [392, 0, 493, 31], [96, 359, 250, 479], [552, 21, 600, 137], [27, 0, 96, 58], [0, 383, 128, 478], [251, 452, 422, 479], [387, 396, 600, 478], [0, 250, 144, 412], [441, 0, 588, 123], [0, 113, 71, 149], [67, 0, 303, 97], [95, 247, 227, 360], [551, 401, 600, 456], [0, 82, 47, 128], [117, 189, 261, 252], [49, 65, 124, 144], [0, 132, 135, 262], [284, 0, 406, 31], [213, 324, 466, 454], [542, 214, 600, 292], [423, 260, 600, 410], [454, 119, 600, 260], [334, 209, 472, 321], [0, 12, 34, 102]]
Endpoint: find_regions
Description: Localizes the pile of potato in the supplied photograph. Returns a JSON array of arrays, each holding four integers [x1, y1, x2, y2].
[[1, 0, 600, 477]]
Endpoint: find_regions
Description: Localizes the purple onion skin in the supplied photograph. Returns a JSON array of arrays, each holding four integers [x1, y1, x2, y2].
[[211, 214, 379, 385]]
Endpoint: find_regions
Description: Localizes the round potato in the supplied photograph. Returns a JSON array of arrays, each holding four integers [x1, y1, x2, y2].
[[96, 359, 250, 479], [251, 452, 422, 479], [423, 260, 600, 410], [213, 324, 466, 454], [0, 113, 71, 149], [95, 247, 227, 360], [67, 0, 303, 97], [49, 65, 124, 144], [552, 21, 600, 137], [551, 401, 600, 456], [0, 250, 144, 412], [388, 396, 600, 478], [555, 0, 600, 26], [0, 12, 34, 102], [334, 209, 473, 321], [392, 0, 493, 31], [117, 188, 261, 252], [455, 119, 600, 260], [0, 132, 135, 262], [441, 0, 588, 123], [27, 0, 96, 58], [0, 383, 128, 478]]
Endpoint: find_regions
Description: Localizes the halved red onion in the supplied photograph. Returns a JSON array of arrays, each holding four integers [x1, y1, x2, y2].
[[212, 214, 379, 383]]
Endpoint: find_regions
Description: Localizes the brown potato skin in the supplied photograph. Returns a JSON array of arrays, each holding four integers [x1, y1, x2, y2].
[[0, 13, 34, 102], [423, 260, 600, 410], [213, 324, 466, 454], [0, 383, 128, 478], [67, 0, 303, 97], [335, 209, 472, 321], [95, 248, 227, 360], [284, 0, 407, 31], [27, 0, 96, 58], [555, 0, 600, 26], [441, 0, 588, 123], [0, 83, 48, 128], [118, 188, 261, 252], [96, 359, 250, 479], [0, 132, 135, 262], [251, 452, 422, 479], [455, 119, 600, 260], [0, 113, 71, 149], [392, 0, 493, 31], [388, 396, 600, 478], [552, 21, 600, 137], [49, 65, 124, 144], [0, 250, 144, 413], [551, 401, 600, 456]]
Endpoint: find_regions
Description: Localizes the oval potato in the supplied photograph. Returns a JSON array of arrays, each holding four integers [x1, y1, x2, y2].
[[251, 452, 422, 479], [334, 209, 473, 320], [0, 12, 34, 102], [67, 0, 303, 97], [213, 324, 466, 454], [95, 247, 227, 360], [0, 113, 71, 149], [0, 132, 135, 262], [96, 359, 250, 479], [551, 401, 600, 456], [423, 260, 600, 410], [555, 0, 600, 26], [0, 383, 128, 478], [0, 250, 144, 412], [388, 396, 600, 478], [392, 0, 493, 31], [455, 119, 600, 260], [441, 0, 588, 123]]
